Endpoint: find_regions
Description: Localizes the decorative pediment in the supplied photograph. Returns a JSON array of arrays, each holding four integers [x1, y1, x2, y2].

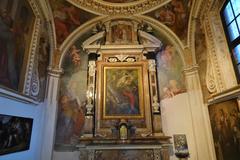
[[82, 20, 162, 54], [82, 31, 106, 53], [138, 30, 163, 52]]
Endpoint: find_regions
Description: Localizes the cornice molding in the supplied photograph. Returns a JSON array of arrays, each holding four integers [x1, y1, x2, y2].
[[67, 0, 170, 16]]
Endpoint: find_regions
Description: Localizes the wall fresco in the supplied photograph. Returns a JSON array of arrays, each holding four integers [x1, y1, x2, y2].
[[156, 44, 186, 99], [55, 39, 89, 144], [0, 0, 35, 91]]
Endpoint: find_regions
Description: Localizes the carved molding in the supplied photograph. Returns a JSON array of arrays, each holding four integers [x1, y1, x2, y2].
[[24, 0, 42, 96], [138, 30, 163, 52], [106, 54, 139, 63], [89, 61, 97, 77], [148, 60, 156, 72], [68, 0, 170, 16], [87, 61, 96, 115], [204, 14, 224, 93], [30, 65, 40, 97], [153, 149, 161, 160], [206, 54, 217, 93], [51, 49, 62, 70]]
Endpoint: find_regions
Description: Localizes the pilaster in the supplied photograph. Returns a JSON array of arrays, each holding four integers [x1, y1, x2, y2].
[[40, 69, 63, 160], [183, 65, 213, 160]]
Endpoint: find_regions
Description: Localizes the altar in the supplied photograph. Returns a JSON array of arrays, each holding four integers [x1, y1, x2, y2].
[[55, 19, 173, 160], [76, 136, 171, 160]]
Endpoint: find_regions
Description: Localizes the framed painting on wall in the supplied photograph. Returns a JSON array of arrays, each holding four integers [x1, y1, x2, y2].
[[95, 61, 152, 136], [0, 0, 36, 91], [0, 114, 33, 155], [209, 99, 240, 160], [102, 65, 144, 119]]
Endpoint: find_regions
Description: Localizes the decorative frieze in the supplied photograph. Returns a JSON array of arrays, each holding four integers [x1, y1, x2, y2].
[[24, 0, 42, 96], [68, 0, 168, 16]]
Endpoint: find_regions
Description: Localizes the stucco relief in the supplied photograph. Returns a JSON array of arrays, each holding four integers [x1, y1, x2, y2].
[[204, 14, 224, 94], [203, 11, 237, 95], [101, 0, 138, 3], [68, 0, 167, 16]]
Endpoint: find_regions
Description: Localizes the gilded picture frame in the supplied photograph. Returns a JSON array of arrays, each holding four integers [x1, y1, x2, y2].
[[95, 60, 152, 137], [102, 66, 144, 119]]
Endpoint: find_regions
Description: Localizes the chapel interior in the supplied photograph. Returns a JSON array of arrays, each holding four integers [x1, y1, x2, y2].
[[0, 0, 240, 160]]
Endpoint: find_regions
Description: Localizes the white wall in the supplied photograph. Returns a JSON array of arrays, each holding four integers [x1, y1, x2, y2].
[[161, 93, 197, 160], [0, 96, 45, 160]]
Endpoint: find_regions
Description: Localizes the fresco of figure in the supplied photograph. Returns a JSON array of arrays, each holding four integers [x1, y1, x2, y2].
[[56, 95, 85, 143], [156, 45, 186, 99], [153, 0, 192, 41], [0, 1, 34, 92], [0, 9, 18, 90], [105, 69, 140, 116], [56, 43, 88, 144], [53, 5, 81, 44], [156, 5, 176, 30]]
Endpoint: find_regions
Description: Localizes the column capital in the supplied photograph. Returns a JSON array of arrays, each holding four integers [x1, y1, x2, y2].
[[47, 67, 63, 78], [183, 64, 199, 76]]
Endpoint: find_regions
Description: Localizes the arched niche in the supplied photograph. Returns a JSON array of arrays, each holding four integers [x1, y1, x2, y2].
[[53, 16, 187, 148]]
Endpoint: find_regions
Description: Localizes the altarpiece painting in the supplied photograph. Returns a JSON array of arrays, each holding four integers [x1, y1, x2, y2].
[[103, 66, 144, 119]]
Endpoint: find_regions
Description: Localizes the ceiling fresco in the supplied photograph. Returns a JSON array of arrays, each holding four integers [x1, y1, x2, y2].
[[48, 0, 194, 45], [147, 0, 193, 43], [49, 0, 97, 44]]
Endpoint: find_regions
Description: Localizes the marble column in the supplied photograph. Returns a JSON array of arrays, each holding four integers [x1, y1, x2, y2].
[[40, 69, 62, 160]]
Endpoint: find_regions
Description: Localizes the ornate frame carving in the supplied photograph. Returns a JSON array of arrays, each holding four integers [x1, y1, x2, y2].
[[95, 59, 152, 137], [23, 0, 43, 99], [0, 0, 43, 102]]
